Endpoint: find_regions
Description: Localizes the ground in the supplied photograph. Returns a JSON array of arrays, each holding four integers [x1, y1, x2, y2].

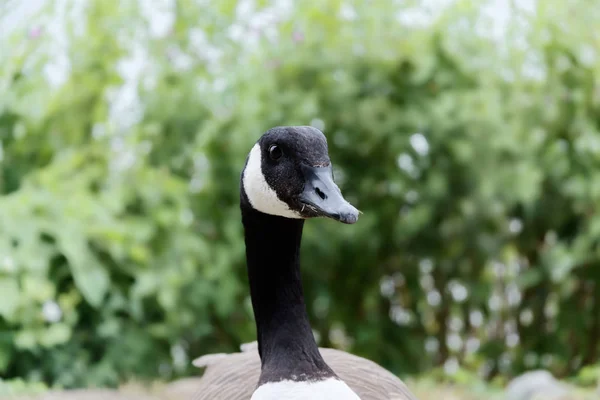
[[2, 377, 597, 400]]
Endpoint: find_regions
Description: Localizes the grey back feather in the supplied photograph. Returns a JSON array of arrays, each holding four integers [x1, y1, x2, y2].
[[191, 342, 418, 400]]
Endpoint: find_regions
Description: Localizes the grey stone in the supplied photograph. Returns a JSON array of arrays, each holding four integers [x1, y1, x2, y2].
[[506, 370, 571, 400]]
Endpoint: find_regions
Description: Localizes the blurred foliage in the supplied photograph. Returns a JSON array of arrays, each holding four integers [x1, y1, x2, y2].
[[0, 378, 47, 397], [1, 0, 600, 389], [574, 364, 600, 388]]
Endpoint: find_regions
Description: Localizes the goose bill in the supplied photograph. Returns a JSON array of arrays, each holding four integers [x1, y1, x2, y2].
[[299, 164, 359, 224]]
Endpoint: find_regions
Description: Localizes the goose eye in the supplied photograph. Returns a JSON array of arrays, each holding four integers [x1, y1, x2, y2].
[[268, 145, 283, 160]]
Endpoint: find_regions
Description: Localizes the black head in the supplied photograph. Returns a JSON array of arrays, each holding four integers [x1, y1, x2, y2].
[[241, 126, 359, 224]]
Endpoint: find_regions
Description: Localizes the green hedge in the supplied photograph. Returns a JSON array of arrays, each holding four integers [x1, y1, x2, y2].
[[1, 0, 599, 388]]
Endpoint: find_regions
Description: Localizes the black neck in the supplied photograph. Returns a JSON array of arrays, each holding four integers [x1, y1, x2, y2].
[[241, 204, 335, 383]]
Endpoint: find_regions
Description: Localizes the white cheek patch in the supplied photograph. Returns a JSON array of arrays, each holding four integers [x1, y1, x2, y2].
[[243, 144, 303, 219], [251, 378, 361, 400]]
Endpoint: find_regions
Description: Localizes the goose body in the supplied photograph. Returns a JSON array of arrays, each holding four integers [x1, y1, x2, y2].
[[193, 341, 417, 400], [194, 126, 418, 400]]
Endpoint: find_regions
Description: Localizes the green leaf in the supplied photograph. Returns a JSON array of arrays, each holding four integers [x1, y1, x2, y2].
[[56, 224, 109, 308], [14, 331, 37, 350], [516, 268, 543, 289], [0, 277, 19, 320], [39, 323, 72, 347], [0, 341, 12, 373]]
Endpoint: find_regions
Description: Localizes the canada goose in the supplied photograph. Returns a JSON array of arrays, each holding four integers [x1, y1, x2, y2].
[[192, 126, 418, 400]]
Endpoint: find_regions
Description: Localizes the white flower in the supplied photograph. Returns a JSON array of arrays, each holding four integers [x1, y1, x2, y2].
[[42, 301, 62, 323]]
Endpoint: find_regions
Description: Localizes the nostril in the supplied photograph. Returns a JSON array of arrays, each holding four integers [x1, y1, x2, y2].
[[315, 187, 327, 200]]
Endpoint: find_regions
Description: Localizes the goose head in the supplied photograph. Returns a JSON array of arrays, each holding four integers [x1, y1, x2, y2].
[[241, 126, 359, 224]]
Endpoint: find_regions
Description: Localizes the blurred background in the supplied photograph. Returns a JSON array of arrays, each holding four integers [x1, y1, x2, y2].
[[1, 0, 600, 398]]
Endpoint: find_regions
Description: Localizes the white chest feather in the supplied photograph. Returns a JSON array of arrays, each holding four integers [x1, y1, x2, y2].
[[243, 144, 302, 219], [251, 378, 361, 400]]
